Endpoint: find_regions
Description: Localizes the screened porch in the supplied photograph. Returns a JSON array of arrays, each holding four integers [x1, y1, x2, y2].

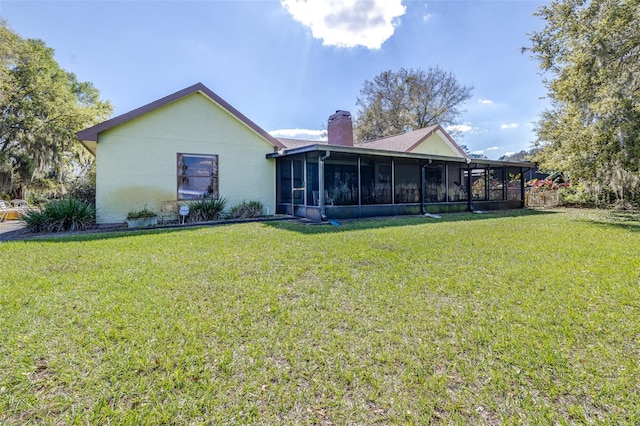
[[269, 145, 530, 221]]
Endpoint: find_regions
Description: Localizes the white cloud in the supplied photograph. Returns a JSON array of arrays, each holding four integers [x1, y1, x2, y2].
[[501, 123, 519, 129], [472, 150, 485, 155], [422, 3, 432, 22], [269, 128, 327, 140], [446, 123, 473, 133], [478, 99, 493, 105], [485, 146, 500, 151], [503, 151, 516, 157], [446, 122, 486, 135], [280, 0, 406, 49]]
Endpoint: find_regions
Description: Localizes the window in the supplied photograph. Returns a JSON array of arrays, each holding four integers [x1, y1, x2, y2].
[[177, 153, 218, 200]]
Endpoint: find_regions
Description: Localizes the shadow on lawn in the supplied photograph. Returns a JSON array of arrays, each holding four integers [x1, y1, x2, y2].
[[578, 211, 640, 233], [264, 208, 557, 235], [4, 209, 557, 243]]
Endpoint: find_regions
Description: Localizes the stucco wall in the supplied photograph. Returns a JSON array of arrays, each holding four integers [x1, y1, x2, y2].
[[409, 131, 464, 158], [95, 93, 276, 224]]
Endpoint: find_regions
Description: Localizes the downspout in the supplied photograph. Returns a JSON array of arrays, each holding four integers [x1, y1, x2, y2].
[[319, 150, 330, 221], [420, 160, 429, 215]]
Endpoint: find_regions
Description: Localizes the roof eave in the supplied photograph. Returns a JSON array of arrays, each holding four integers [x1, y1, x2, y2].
[[267, 144, 535, 168]]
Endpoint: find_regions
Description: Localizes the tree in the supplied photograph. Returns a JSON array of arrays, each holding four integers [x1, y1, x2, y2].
[[0, 20, 112, 199], [498, 150, 536, 162], [459, 144, 488, 160], [354, 67, 473, 142], [529, 0, 640, 204]]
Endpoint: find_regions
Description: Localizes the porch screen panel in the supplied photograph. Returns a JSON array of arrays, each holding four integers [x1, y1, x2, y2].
[[447, 164, 468, 202], [471, 168, 487, 201], [324, 153, 358, 205], [360, 156, 392, 204], [394, 159, 421, 203], [489, 167, 505, 201], [306, 153, 319, 206], [276, 158, 292, 203], [425, 163, 446, 202], [507, 167, 523, 201]]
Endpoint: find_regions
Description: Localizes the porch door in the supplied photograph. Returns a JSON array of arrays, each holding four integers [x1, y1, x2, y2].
[[292, 158, 305, 207]]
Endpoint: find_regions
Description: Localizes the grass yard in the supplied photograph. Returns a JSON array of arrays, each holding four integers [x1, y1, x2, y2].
[[1, 209, 639, 424]]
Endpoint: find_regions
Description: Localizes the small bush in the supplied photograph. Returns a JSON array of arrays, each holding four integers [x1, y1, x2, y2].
[[559, 182, 596, 207], [22, 198, 95, 233], [66, 173, 96, 206], [20, 209, 48, 232], [228, 200, 263, 219], [126, 208, 157, 219], [189, 197, 227, 222], [26, 192, 50, 207]]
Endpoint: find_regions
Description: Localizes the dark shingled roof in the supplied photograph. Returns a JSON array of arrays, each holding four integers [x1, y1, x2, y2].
[[276, 138, 325, 149]]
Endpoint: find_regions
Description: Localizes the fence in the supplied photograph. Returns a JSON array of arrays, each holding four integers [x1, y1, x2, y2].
[[525, 190, 561, 208]]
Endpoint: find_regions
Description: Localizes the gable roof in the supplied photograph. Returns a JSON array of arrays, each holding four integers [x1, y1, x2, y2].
[[355, 125, 468, 158], [276, 137, 324, 149], [76, 82, 286, 151]]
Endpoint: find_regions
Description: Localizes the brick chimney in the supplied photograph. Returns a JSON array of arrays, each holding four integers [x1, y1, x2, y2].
[[327, 110, 354, 146]]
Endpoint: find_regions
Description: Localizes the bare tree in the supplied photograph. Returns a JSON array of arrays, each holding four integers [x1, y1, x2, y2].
[[354, 67, 472, 142]]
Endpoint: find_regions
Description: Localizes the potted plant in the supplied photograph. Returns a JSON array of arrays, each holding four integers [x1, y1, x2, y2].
[[126, 207, 158, 228]]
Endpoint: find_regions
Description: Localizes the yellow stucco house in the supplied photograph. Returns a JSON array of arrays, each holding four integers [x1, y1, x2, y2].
[[77, 83, 285, 224], [77, 83, 532, 223]]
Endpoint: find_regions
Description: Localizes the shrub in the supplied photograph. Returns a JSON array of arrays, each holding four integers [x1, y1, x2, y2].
[[126, 208, 157, 220], [228, 200, 263, 219], [22, 198, 95, 233], [559, 182, 597, 207], [66, 172, 96, 206], [188, 197, 227, 222], [20, 209, 48, 232], [559, 182, 596, 207], [26, 193, 49, 207]]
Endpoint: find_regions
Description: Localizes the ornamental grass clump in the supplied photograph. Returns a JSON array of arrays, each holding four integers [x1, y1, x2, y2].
[[228, 200, 263, 219], [21, 198, 95, 233], [188, 197, 227, 222]]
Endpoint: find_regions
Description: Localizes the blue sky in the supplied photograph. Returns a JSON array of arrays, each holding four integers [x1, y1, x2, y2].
[[1, 0, 549, 159]]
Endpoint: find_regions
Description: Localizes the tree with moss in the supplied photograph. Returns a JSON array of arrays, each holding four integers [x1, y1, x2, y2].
[[0, 20, 112, 200], [354, 67, 473, 142], [529, 0, 640, 205]]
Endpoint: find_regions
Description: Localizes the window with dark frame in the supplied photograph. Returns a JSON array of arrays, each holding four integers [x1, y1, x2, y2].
[[177, 153, 218, 200]]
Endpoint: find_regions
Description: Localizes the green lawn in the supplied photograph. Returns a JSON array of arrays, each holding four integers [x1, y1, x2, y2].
[[1, 209, 639, 424]]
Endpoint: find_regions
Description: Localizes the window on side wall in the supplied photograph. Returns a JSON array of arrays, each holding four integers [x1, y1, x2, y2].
[[177, 153, 218, 200]]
